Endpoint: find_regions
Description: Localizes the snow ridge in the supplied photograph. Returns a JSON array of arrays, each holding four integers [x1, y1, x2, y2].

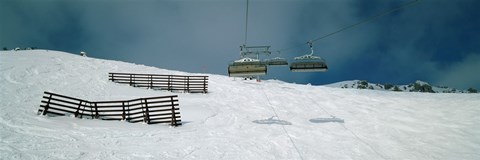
[[326, 80, 478, 93]]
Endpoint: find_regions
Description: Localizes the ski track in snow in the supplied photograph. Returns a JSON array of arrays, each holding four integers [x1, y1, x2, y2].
[[1, 50, 480, 159]]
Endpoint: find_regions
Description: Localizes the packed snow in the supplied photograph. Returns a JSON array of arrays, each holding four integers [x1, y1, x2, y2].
[[1, 50, 479, 159]]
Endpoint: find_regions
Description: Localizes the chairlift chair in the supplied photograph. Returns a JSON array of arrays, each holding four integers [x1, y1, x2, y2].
[[267, 57, 289, 66], [290, 42, 328, 72], [228, 57, 267, 77], [266, 51, 288, 66], [228, 45, 270, 77]]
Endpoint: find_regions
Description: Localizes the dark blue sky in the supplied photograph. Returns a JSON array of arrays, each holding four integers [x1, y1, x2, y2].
[[1, 0, 479, 89]]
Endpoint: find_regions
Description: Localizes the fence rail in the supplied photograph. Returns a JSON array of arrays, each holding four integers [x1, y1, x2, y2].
[[109, 72, 208, 93], [37, 91, 181, 126]]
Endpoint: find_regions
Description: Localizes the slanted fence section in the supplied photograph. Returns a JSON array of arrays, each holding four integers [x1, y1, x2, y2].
[[108, 72, 208, 93], [37, 91, 181, 126]]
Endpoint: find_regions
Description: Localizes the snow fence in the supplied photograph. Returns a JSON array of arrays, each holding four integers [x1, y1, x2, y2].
[[37, 91, 181, 126], [109, 72, 208, 93]]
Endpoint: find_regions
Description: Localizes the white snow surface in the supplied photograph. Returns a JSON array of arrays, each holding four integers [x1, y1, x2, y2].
[[1, 50, 480, 160]]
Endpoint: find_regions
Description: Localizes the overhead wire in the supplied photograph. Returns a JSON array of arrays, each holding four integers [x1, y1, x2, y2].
[[276, 0, 421, 53]]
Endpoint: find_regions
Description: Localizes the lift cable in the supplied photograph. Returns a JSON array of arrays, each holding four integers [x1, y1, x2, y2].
[[276, 0, 421, 53], [244, 0, 250, 46]]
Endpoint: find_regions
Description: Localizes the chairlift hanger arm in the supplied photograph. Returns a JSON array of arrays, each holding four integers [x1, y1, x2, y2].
[[241, 51, 272, 57], [240, 45, 272, 57], [245, 46, 271, 49], [308, 41, 314, 56], [241, 45, 271, 51]]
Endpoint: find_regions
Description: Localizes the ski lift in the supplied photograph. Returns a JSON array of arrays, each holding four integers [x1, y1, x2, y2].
[[228, 57, 267, 77], [227, 0, 274, 78], [290, 42, 328, 72], [228, 45, 270, 77], [266, 51, 288, 66]]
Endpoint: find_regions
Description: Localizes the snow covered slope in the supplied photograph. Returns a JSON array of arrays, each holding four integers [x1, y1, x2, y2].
[[1, 50, 480, 159]]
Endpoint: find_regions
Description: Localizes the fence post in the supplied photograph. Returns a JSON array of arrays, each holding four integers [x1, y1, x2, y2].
[[186, 76, 190, 93], [150, 75, 153, 89], [80, 102, 85, 118], [203, 76, 207, 93], [94, 102, 99, 119], [110, 73, 114, 82], [167, 75, 171, 91], [127, 101, 130, 122], [143, 99, 150, 124], [122, 102, 126, 121], [41, 93, 53, 115], [170, 96, 177, 126], [75, 101, 83, 118], [129, 74, 132, 86], [89, 102, 94, 119]]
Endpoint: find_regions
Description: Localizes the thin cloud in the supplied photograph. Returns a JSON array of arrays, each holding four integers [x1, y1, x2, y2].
[[435, 54, 480, 89]]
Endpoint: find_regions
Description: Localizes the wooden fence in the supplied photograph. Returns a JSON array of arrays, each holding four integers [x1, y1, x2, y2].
[[108, 72, 208, 93], [37, 91, 181, 126]]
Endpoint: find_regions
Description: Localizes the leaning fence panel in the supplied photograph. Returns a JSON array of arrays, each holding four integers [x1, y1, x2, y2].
[[37, 91, 181, 126]]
